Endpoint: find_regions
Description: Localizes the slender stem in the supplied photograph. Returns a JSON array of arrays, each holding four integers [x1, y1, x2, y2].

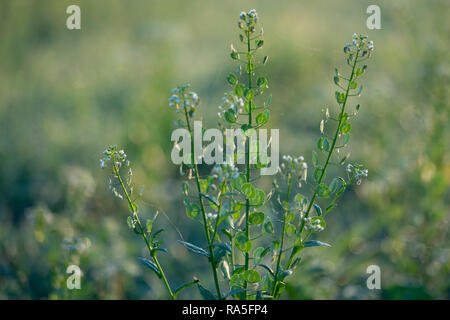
[[271, 174, 293, 297], [112, 160, 175, 299], [183, 106, 222, 300], [244, 29, 253, 299], [286, 52, 360, 269], [211, 182, 226, 243]]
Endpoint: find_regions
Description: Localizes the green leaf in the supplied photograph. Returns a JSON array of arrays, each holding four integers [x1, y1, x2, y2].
[[333, 76, 339, 85], [245, 88, 255, 100], [249, 211, 265, 224], [174, 278, 200, 298], [235, 232, 252, 252], [264, 94, 272, 107], [313, 203, 322, 216], [256, 40, 264, 48], [343, 133, 350, 145], [149, 228, 165, 242], [227, 73, 238, 85], [250, 189, 265, 207], [285, 223, 295, 236], [241, 124, 252, 132], [199, 179, 209, 193], [242, 183, 256, 199], [256, 264, 275, 278], [246, 62, 255, 73], [294, 193, 304, 203], [262, 56, 269, 65], [127, 216, 134, 229], [224, 109, 237, 123], [260, 275, 272, 292], [146, 219, 153, 233], [200, 193, 219, 207], [349, 81, 358, 89], [313, 168, 323, 183], [312, 150, 319, 167], [317, 183, 331, 198], [317, 137, 330, 151], [291, 257, 302, 269], [128, 202, 138, 213], [197, 284, 217, 300], [329, 178, 339, 194], [357, 85, 363, 96], [137, 257, 160, 277], [235, 84, 245, 97], [303, 240, 331, 248], [213, 242, 232, 253], [285, 211, 295, 223], [230, 273, 246, 289], [262, 217, 274, 234], [224, 288, 247, 299], [257, 76, 268, 89], [231, 174, 245, 191], [230, 51, 239, 60], [178, 240, 210, 258], [340, 122, 352, 134], [182, 181, 189, 197], [256, 110, 270, 125], [253, 247, 270, 264], [186, 202, 200, 219], [244, 270, 261, 283], [356, 104, 360, 111], [323, 138, 330, 151], [326, 204, 336, 213]]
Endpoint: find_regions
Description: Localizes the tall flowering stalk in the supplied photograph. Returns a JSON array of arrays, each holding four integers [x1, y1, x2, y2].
[[100, 146, 200, 299], [100, 10, 375, 300], [169, 85, 223, 299]]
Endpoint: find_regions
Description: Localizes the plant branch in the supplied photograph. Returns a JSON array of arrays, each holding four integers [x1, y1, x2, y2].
[[286, 51, 360, 269]]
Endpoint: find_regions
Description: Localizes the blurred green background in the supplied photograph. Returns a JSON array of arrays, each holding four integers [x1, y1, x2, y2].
[[0, 0, 448, 299]]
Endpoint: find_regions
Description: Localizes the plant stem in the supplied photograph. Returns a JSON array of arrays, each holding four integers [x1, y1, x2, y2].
[[183, 107, 222, 300], [286, 52, 360, 269], [244, 29, 253, 299], [112, 160, 175, 300], [271, 174, 293, 297]]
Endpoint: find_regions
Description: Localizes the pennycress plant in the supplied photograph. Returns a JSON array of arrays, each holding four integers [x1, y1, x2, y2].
[[99, 146, 199, 299], [100, 10, 374, 300]]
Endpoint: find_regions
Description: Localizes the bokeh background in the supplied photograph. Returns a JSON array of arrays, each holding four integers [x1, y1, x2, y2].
[[0, 0, 449, 299]]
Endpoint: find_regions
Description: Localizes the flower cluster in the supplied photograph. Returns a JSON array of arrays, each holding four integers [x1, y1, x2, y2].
[[211, 164, 240, 183], [346, 163, 368, 185], [218, 92, 245, 120], [279, 155, 308, 183], [169, 84, 201, 125], [100, 145, 132, 200], [303, 217, 325, 232], [344, 34, 374, 59], [238, 9, 259, 33]]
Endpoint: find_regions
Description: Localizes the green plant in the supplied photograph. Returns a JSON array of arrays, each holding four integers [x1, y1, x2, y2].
[[100, 9, 374, 300]]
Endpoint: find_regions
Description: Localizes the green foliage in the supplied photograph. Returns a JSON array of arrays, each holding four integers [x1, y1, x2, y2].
[[2, 1, 446, 302]]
